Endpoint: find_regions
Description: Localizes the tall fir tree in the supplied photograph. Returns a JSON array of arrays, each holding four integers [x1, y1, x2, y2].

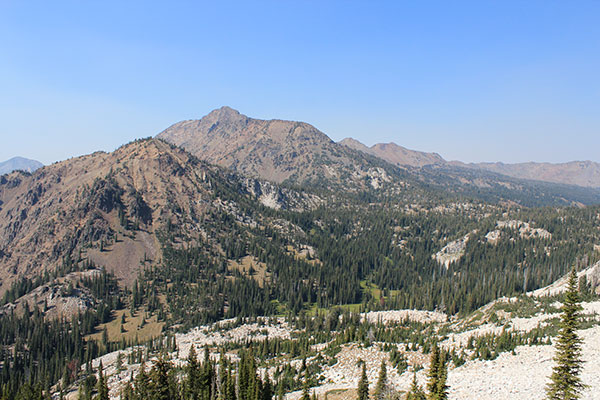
[[434, 352, 448, 400], [405, 372, 426, 400], [426, 344, 440, 398], [300, 376, 311, 400], [546, 268, 587, 400], [96, 361, 109, 400], [150, 355, 179, 400], [373, 359, 387, 400], [185, 345, 201, 400], [357, 361, 369, 400], [426, 343, 448, 400]]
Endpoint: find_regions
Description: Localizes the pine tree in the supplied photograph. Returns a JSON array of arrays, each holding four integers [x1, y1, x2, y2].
[[373, 359, 387, 400], [121, 382, 134, 400], [135, 362, 151, 399], [96, 361, 109, 400], [434, 352, 448, 400], [426, 344, 440, 398], [116, 352, 124, 373], [185, 345, 201, 400], [201, 347, 214, 400], [276, 378, 285, 400], [261, 374, 273, 400], [405, 372, 426, 400], [357, 361, 369, 400], [426, 343, 448, 400], [226, 366, 237, 400], [150, 355, 179, 400], [546, 268, 587, 399]]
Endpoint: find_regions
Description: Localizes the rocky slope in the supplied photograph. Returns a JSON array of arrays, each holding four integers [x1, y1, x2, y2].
[[69, 264, 600, 400], [157, 107, 394, 190], [0, 138, 317, 294], [0, 156, 43, 174]]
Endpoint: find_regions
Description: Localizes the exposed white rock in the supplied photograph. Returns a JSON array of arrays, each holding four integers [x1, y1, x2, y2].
[[447, 325, 600, 400], [497, 220, 552, 240], [434, 234, 470, 268], [362, 310, 447, 325], [485, 229, 501, 244]]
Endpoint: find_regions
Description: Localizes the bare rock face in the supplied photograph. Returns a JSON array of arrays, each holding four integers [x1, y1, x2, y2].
[[157, 107, 392, 189], [0, 137, 324, 295]]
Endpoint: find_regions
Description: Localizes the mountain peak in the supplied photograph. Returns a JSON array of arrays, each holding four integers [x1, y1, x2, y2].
[[157, 108, 344, 184], [208, 105, 242, 117], [0, 156, 43, 175]]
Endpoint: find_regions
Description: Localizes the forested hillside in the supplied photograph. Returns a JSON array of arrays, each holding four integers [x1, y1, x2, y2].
[[1, 136, 600, 399]]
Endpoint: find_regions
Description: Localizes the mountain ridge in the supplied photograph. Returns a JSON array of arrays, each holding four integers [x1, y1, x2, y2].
[[341, 136, 600, 188], [156, 107, 600, 206], [0, 156, 43, 175], [157, 106, 380, 188]]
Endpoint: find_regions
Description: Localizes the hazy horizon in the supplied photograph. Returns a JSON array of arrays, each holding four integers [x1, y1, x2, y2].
[[1, 1, 599, 165]]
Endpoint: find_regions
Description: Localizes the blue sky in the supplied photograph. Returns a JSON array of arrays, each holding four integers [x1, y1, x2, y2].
[[1, 1, 599, 165]]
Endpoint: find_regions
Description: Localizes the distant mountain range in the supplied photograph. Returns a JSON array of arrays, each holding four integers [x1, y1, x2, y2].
[[454, 160, 600, 188], [339, 137, 600, 188], [157, 107, 600, 206], [0, 156, 43, 175], [3, 106, 600, 293]]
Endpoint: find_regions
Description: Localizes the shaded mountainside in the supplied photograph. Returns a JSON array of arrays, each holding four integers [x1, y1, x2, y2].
[[0, 156, 43, 174]]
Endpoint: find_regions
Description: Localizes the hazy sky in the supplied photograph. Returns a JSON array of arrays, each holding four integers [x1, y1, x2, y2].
[[1, 1, 599, 165]]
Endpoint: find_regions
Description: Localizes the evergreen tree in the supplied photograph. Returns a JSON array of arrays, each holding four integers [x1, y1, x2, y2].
[[405, 372, 426, 400], [185, 345, 201, 400], [201, 347, 214, 400], [116, 352, 124, 373], [276, 378, 285, 400], [357, 361, 369, 400], [373, 360, 387, 400], [426, 344, 440, 397], [135, 362, 151, 399], [96, 361, 109, 400], [150, 355, 179, 400], [546, 268, 587, 399], [121, 382, 135, 400], [261, 374, 273, 400], [434, 352, 448, 400], [426, 343, 448, 400], [226, 366, 237, 400]]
